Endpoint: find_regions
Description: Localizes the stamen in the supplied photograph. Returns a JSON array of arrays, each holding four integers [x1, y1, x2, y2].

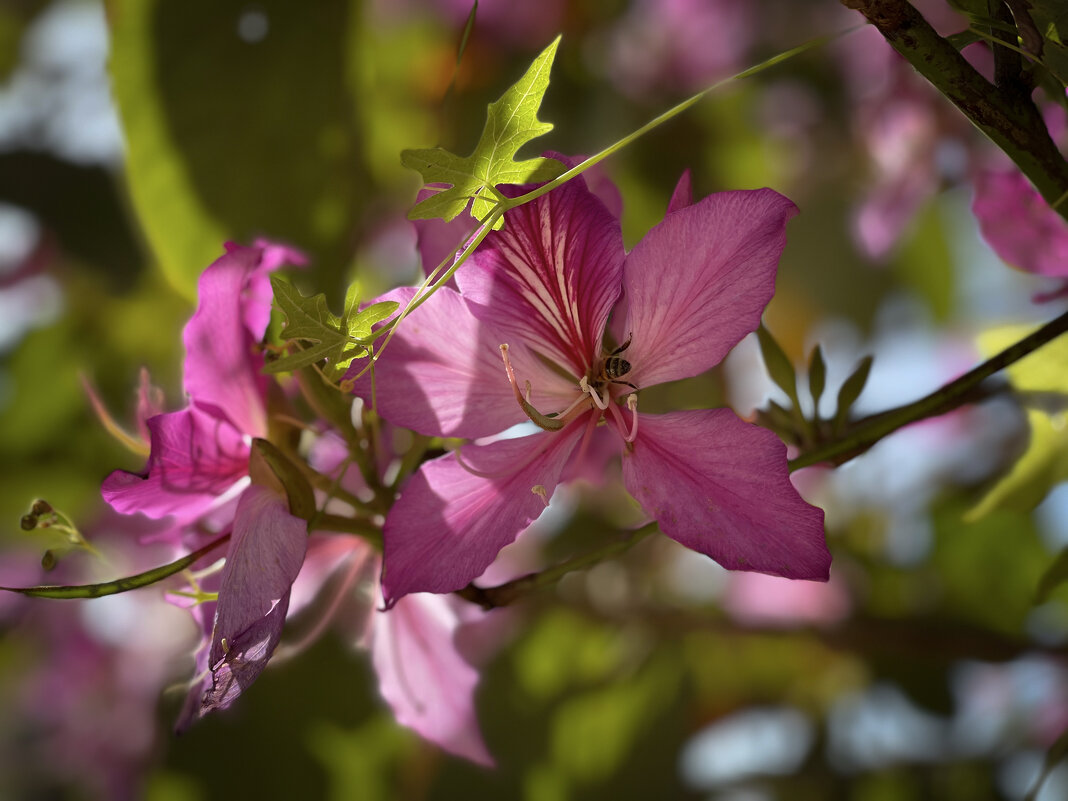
[[531, 485, 549, 507], [500, 344, 568, 431], [624, 394, 640, 443], [607, 394, 640, 444]]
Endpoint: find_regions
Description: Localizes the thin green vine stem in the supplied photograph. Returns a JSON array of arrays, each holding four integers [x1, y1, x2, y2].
[[510, 27, 859, 209], [0, 533, 231, 600], [457, 522, 659, 609], [790, 308, 1068, 471]]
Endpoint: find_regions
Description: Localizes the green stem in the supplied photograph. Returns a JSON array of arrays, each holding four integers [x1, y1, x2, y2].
[[510, 29, 856, 209], [842, 0, 1068, 221], [314, 513, 383, 546], [457, 522, 658, 609], [0, 534, 231, 600], [790, 308, 1068, 471]]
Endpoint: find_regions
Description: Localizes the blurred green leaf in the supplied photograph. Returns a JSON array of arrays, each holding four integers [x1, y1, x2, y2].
[[1032, 1, 1068, 87], [308, 718, 415, 801], [513, 610, 624, 699], [892, 199, 953, 321], [402, 36, 565, 229], [109, 0, 363, 299], [550, 657, 679, 784], [808, 345, 826, 413], [967, 324, 1068, 519], [1036, 547, 1068, 604], [834, 355, 874, 432], [757, 324, 799, 407]]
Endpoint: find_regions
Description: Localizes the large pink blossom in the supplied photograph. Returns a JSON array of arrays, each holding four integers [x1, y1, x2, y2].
[[353, 167, 829, 606]]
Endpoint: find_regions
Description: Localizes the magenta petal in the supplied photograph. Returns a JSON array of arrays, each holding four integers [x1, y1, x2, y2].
[[620, 189, 797, 389], [102, 407, 249, 523], [972, 169, 1068, 278], [666, 170, 694, 214], [622, 410, 829, 580], [456, 179, 625, 378], [242, 240, 307, 339], [371, 592, 493, 766], [199, 485, 308, 716], [382, 423, 587, 604], [349, 287, 572, 439], [183, 244, 283, 438]]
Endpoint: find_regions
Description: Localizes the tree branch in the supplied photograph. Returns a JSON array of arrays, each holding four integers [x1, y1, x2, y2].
[[842, 0, 1068, 220], [791, 307, 1068, 470]]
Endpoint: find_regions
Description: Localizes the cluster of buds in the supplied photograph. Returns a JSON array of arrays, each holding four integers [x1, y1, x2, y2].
[[18, 499, 97, 570]]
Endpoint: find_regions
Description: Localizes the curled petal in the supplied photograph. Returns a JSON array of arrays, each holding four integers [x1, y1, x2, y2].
[[666, 169, 694, 214], [456, 178, 625, 378], [371, 591, 493, 766], [184, 243, 300, 438], [199, 485, 308, 717], [622, 410, 829, 580], [620, 189, 797, 389], [102, 407, 249, 523], [348, 287, 572, 439], [382, 423, 587, 604], [972, 169, 1068, 279]]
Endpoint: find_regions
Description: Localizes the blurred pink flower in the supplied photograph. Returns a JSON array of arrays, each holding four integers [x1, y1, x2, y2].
[[972, 169, 1068, 295]]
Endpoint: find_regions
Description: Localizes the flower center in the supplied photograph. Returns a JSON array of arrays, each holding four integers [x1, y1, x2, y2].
[[499, 334, 639, 444]]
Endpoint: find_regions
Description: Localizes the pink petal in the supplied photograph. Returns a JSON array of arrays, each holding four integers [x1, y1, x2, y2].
[[183, 243, 298, 438], [199, 485, 309, 716], [666, 169, 694, 213], [349, 287, 573, 439], [244, 239, 308, 338], [973, 169, 1068, 278], [102, 407, 249, 523], [619, 189, 797, 389], [622, 410, 829, 580], [382, 422, 587, 604], [371, 591, 493, 766], [456, 179, 625, 379]]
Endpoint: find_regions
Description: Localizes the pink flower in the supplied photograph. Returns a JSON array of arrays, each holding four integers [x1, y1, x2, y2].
[[101, 241, 311, 723], [972, 169, 1068, 288], [353, 166, 829, 606], [292, 432, 498, 765]]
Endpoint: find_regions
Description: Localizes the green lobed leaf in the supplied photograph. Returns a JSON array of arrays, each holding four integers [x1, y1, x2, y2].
[[401, 36, 566, 229], [756, 325, 800, 407], [266, 276, 398, 377]]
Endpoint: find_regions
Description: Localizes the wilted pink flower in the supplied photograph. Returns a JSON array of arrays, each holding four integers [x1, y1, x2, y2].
[[354, 165, 829, 606], [101, 241, 310, 723]]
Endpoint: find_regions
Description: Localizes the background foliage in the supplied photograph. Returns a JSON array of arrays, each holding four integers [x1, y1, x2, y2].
[[1, 0, 1067, 799]]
